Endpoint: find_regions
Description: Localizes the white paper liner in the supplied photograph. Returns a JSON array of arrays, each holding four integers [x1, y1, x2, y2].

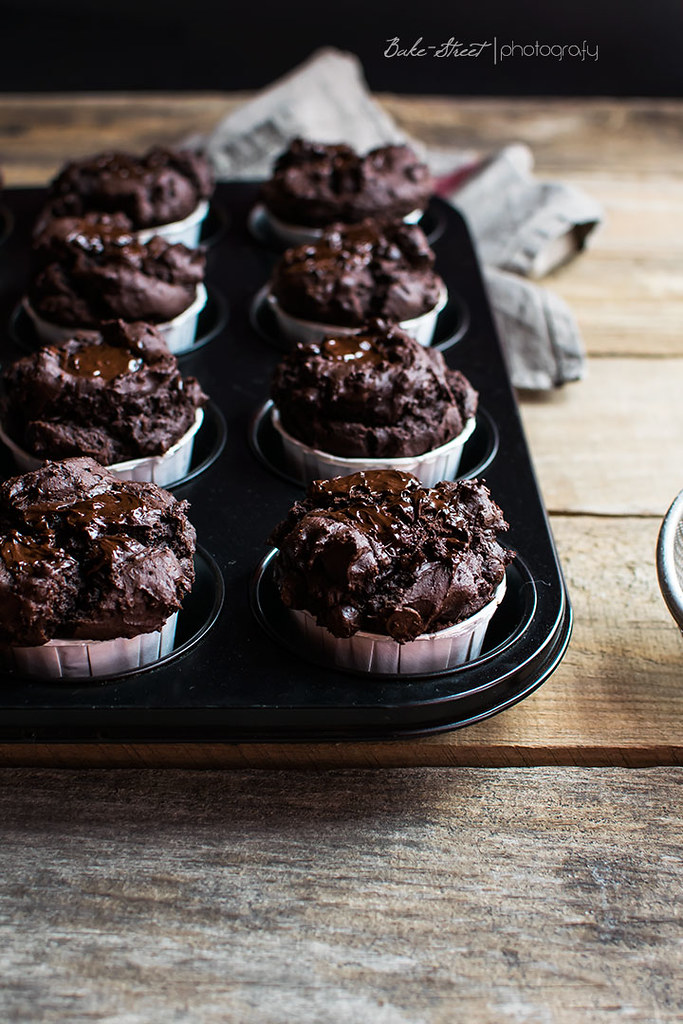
[[271, 407, 476, 487], [22, 282, 207, 355], [156, 282, 207, 354], [0, 407, 204, 487], [4, 612, 178, 680], [267, 283, 447, 348], [262, 205, 423, 247], [288, 578, 507, 675], [135, 198, 210, 248]]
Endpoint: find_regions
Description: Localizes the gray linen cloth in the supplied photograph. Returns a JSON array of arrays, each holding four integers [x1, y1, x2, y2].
[[197, 48, 602, 389]]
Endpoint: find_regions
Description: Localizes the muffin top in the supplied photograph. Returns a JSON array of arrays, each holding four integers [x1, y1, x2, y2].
[[270, 470, 514, 642], [271, 219, 444, 327], [261, 138, 433, 227], [28, 215, 206, 327], [1, 320, 207, 464], [271, 322, 477, 458], [44, 147, 213, 229], [0, 457, 196, 645]]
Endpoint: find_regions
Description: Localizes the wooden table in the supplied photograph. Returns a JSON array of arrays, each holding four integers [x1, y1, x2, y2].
[[0, 95, 681, 1022]]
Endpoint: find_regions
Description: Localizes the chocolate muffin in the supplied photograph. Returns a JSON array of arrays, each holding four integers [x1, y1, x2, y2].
[[262, 139, 433, 228], [271, 219, 444, 328], [43, 147, 213, 230], [0, 457, 196, 645], [270, 470, 514, 643], [27, 216, 206, 328], [271, 322, 477, 459], [1, 320, 207, 464]]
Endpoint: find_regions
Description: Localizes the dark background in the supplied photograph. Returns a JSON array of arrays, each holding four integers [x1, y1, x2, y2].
[[1, 0, 682, 96]]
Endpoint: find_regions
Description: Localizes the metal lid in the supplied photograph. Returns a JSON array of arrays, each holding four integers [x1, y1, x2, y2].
[[657, 489, 683, 633]]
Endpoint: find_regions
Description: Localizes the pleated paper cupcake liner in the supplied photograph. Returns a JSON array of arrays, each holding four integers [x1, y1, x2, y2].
[[288, 578, 507, 675], [135, 198, 210, 248], [3, 611, 179, 680], [262, 205, 423, 247], [0, 407, 203, 488], [22, 282, 207, 356], [271, 407, 475, 487], [267, 284, 447, 349]]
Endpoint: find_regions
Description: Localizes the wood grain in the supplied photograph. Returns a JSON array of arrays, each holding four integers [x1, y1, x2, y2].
[[519, 359, 683, 516], [2, 516, 681, 769], [545, 178, 683, 358], [1, 767, 681, 1023], [0, 94, 244, 185], [381, 96, 683, 176]]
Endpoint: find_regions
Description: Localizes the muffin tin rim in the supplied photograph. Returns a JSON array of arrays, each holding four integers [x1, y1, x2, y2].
[[248, 282, 470, 355], [247, 198, 448, 250], [251, 546, 538, 684], [248, 398, 499, 489]]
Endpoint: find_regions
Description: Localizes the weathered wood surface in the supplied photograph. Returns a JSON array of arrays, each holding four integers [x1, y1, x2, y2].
[[1, 767, 681, 1023], [519, 359, 683, 517], [0, 96, 681, 767], [0, 94, 245, 185]]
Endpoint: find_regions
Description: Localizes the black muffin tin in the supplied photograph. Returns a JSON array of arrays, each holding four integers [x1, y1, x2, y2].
[[0, 185, 571, 742]]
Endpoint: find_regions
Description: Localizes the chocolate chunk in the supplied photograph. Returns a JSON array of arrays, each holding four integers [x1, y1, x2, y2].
[[262, 139, 433, 227], [271, 218, 443, 327], [0, 457, 196, 645], [271, 321, 477, 458], [28, 216, 205, 327], [270, 470, 514, 642], [1, 320, 207, 463]]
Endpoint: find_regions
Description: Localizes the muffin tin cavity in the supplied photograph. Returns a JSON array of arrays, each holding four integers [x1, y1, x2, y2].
[[247, 199, 446, 251], [417, 204, 446, 247], [249, 284, 469, 354], [251, 548, 535, 681], [431, 292, 470, 352], [200, 200, 230, 248], [248, 399, 497, 488], [1, 547, 225, 685], [171, 401, 227, 488]]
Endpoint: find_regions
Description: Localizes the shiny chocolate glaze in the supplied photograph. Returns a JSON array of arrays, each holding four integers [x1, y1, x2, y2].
[[1, 320, 207, 464], [0, 457, 196, 646], [271, 218, 443, 327], [271, 321, 477, 458], [61, 342, 143, 380], [270, 470, 514, 643]]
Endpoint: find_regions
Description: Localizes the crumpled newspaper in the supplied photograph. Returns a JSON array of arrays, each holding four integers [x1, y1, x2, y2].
[[198, 47, 602, 389]]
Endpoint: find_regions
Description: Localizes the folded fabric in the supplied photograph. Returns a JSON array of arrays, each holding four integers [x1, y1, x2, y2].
[[196, 47, 600, 390], [203, 48, 407, 181], [447, 143, 602, 278], [484, 267, 585, 389]]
